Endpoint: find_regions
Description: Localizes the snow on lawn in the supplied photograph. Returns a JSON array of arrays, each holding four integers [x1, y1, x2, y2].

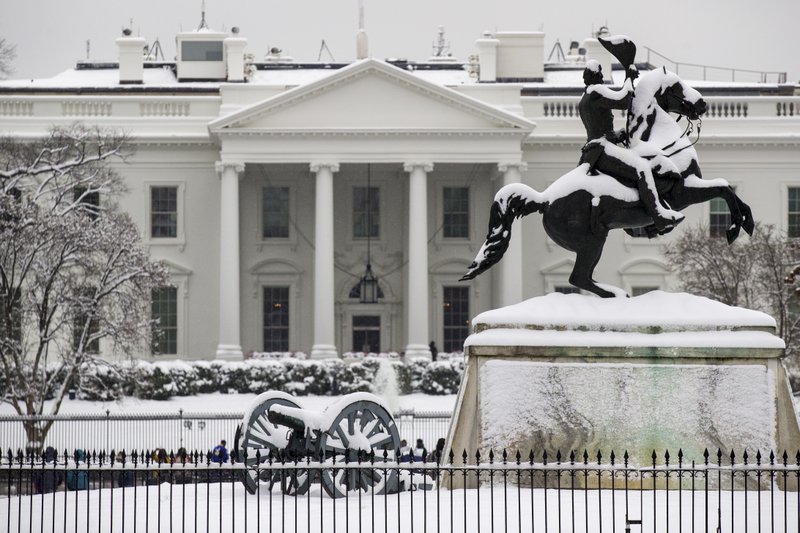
[[0, 393, 456, 416], [3, 482, 796, 533]]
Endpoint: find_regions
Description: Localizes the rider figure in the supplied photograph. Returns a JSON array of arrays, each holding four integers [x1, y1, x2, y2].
[[578, 60, 684, 231]]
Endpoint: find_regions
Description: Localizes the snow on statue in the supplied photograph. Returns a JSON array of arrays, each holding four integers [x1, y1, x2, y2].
[[461, 35, 754, 298]]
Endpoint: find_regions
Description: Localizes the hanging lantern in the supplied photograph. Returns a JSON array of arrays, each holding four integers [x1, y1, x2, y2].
[[358, 263, 379, 304]]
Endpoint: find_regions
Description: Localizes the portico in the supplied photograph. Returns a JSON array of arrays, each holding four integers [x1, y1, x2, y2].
[[208, 59, 534, 359]]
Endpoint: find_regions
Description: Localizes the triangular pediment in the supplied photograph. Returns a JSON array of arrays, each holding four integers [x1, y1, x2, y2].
[[209, 59, 534, 134]]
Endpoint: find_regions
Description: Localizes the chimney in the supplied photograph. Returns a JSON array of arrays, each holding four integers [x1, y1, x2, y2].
[[356, 0, 368, 59], [476, 31, 499, 82], [494, 32, 545, 82], [356, 29, 369, 60], [116, 30, 146, 84], [224, 28, 247, 82]]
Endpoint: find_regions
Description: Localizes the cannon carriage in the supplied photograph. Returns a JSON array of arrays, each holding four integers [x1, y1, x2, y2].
[[234, 391, 416, 497]]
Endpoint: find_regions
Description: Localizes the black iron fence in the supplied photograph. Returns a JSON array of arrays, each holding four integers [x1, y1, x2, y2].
[[0, 410, 451, 452], [0, 448, 798, 532]]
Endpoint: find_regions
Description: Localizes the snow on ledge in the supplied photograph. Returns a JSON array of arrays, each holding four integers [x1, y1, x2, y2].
[[472, 291, 777, 332], [465, 328, 785, 349]]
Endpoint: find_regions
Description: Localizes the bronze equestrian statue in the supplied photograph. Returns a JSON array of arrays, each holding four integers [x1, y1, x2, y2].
[[461, 35, 754, 298]]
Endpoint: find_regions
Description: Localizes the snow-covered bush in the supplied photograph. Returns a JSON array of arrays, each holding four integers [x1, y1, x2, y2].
[[420, 359, 464, 395], [327, 359, 373, 394], [133, 363, 179, 400], [241, 359, 288, 394], [10, 355, 467, 401], [282, 359, 331, 395]]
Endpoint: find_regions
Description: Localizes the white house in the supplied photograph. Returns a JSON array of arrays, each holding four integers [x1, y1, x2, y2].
[[1, 24, 798, 361]]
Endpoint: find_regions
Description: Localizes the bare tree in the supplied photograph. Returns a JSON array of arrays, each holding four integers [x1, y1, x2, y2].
[[0, 38, 16, 79], [664, 224, 800, 371], [0, 124, 169, 449]]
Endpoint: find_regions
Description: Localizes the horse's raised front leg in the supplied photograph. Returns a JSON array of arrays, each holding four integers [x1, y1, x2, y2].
[[667, 179, 752, 243]]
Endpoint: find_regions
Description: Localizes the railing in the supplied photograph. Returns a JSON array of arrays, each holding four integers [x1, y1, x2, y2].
[[644, 47, 788, 84], [0, 96, 221, 119], [529, 95, 800, 120], [0, 448, 797, 532], [0, 410, 452, 453]]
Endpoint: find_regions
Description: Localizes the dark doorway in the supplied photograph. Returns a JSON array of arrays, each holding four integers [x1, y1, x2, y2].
[[352, 315, 380, 353]]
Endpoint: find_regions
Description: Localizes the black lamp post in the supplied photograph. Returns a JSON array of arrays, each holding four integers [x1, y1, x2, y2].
[[357, 164, 379, 304]]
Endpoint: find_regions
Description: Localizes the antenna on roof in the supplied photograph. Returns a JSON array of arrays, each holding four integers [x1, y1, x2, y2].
[[86, 40, 91, 60], [547, 40, 566, 63], [144, 38, 165, 61], [432, 26, 450, 57], [198, 0, 209, 31], [318, 40, 336, 62]]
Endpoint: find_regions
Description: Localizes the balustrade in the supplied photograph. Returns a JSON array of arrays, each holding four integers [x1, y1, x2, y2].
[[61, 100, 112, 117], [0, 100, 33, 116], [139, 101, 191, 117]]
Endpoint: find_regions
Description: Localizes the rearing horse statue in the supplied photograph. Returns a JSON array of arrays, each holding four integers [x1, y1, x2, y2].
[[461, 66, 754, 298]]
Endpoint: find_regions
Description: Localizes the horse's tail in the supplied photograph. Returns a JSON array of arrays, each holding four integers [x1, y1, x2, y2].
[[460, 184, 548, 281]]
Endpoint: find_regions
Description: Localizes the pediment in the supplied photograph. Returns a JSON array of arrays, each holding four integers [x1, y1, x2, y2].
[[209, 59, 534, 134]]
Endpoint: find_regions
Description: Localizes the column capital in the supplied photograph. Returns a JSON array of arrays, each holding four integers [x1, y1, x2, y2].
[[403, 162, 434, 174], [498, 161, 528, 173], [215, 161, 245, 177], [310, 162, 340, 174]]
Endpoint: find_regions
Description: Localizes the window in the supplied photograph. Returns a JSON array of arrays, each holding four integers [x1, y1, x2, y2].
[[151, 186, 178, 238], [554, 286, 581, 294], [152, 287, 178, 355], [181, 41, 223, 61], [631, 286, 659, 296], [443, 187, 469, 238], [263, 287, 290, 352], [353, 187, 379, 239], [74, 187, 100, 219], [352, 315, 380, 353], [789, 188, 800, 238], [262, 187, 290, 239], [72, 291, 99, 355], [443, 286, 470, 352], [709, 197, 730, 238]]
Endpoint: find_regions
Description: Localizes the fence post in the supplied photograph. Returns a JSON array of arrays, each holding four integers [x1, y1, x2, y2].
[[105, 409, 110, 451], [179, 409, 184, 449]]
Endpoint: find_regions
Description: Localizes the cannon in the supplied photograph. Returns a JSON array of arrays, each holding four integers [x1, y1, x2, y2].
[[233, 391, 407, 497]]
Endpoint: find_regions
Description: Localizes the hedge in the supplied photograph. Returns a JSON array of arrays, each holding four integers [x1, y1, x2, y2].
[[66, 354, 465, 401]]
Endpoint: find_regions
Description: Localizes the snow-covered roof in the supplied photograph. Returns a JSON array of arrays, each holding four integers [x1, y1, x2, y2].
[[0, 60, 784, 92]]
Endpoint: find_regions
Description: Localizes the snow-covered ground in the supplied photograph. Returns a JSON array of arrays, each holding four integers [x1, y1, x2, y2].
[[0, 393, 456, 416], [2, 481, 796, 533]]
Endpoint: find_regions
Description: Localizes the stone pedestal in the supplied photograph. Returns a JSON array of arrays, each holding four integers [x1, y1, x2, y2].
[[444, 292, 800, 487]]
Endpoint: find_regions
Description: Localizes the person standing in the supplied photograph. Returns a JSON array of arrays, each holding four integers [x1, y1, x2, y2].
[[429, 341, 438, 362]]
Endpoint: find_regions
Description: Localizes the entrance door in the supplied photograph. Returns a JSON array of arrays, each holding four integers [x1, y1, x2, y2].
[[352, 315, 380, 353]]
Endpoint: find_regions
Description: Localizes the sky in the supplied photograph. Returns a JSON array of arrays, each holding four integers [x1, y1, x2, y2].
[[1, 0, 798, 84]]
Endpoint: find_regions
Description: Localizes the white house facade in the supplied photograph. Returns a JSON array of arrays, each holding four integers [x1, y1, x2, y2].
[[1, 27, 798, 361]]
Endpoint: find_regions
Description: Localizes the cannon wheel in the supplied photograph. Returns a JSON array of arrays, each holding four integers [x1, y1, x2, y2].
[[236, 391, 304, 495], [317, 396, 400, 498]]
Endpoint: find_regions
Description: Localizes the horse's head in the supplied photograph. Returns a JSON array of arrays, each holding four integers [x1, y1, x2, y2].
[[652, 67, 706, 120]]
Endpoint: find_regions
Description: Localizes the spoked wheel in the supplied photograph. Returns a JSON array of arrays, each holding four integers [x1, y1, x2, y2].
[[279, 465, 312, 495], [317, 396, 400, 498], [236, 391, 301, 495]]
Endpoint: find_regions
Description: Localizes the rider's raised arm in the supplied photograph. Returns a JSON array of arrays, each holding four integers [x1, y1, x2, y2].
[[586, 78, 633, 110]]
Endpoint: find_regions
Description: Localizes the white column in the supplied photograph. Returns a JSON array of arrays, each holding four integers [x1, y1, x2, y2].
[[403, 162, 433, 359], [215, 161, 245, 360], [496, 162, 527, 308], [310, 163, 339, 359]]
